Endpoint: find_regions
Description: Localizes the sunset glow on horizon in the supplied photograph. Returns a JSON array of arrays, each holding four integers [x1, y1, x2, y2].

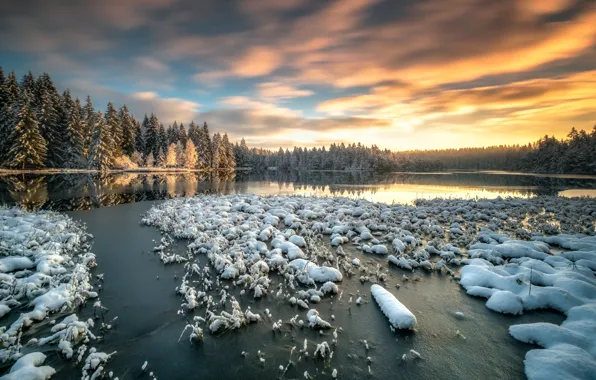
[[1, 0, 594, 150]]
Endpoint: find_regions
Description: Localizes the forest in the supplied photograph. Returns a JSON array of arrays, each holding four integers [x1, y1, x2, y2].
[[0, 67, 235, 171], [236, 128, 596, 174], [1, 66, 594, 174]]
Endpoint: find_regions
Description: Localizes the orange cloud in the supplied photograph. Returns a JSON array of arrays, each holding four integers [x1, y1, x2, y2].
[[257, 82, 314, 101], [232, 46, 282, 77]]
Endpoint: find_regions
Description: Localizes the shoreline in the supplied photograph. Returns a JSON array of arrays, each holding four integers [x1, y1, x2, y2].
[[1, 167, 595, 179], [0, 167, 242, 175]]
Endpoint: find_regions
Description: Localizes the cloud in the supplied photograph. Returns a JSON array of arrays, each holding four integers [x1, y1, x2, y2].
[[64, 79, 200, 124], [257, 82, 314, 101], [2, 0, 595, 150], [232, 46, 283, 77]]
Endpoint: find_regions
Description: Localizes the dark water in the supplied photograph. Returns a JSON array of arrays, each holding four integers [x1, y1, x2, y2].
[[1, 170, 593, 379], [58, 202, 563, 380], [1, 170, 595, 211]]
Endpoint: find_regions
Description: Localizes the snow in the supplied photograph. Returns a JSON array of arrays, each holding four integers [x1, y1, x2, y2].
[[0, 208, 98, 367], [370, 284, 417, 330], [486, 290, 524, 315], [288, 259, 343, 283], [460, 231, 596, 380], [137, 194, 596, 379], [0, 352, 56, 380]]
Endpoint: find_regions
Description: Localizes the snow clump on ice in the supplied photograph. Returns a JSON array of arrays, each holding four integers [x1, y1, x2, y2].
[[0, 208, 103, 370]]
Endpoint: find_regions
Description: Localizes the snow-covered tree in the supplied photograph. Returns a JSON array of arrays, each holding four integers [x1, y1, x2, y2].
[[119, 105, 135, 156], [158, 123, 167, 155], [175, 141, 185, 167], [64, 98, 84, 168], [178, 123, 187, 146], [222, 133, 235, 169], [234, 138, 250, 168], [188, 121, 199, 146], [198, 122, 212, 169], [184, 140, 198, 169], [104, 102, 121, 156], [134, 118, 144, 154], [145, 152, 155, 168], [6, 98, 47, 169], [167, 121, 179, 145], [88, 111, 115, 170], [156, 147, 167, 168], [82, 95, 95, 160], [144, 113, 160, 159], [0, 71, 20, 165], [166, 143, 177, 167], [20, 71, 36, 100], [36, 73, 64, 167], [131, 151, 144, 166], [211, 132, 223, 169]]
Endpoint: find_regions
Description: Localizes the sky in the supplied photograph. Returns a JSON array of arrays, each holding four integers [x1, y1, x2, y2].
[[0, 0, 595, 150]]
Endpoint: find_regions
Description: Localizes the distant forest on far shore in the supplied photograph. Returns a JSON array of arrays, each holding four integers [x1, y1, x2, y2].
[[241, 127, 596, 174], [1, 67, 594, 174]]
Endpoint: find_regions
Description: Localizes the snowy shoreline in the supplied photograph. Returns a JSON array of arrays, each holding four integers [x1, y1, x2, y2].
[[0, 208, 116, 379], [0, 167, 235, 175]]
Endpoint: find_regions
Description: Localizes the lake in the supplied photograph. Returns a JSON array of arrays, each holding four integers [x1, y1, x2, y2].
[[1, 170, 596, 211], [1, 170, 594, 379]]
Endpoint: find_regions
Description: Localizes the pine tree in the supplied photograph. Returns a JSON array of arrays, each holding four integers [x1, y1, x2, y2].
[[158, 123, 167, 155], [145, 152, 155, 168], [175, 141, 185, 167], [179, 123, 187, 146], [134, 118, 144, 154], [144, 113, 159, 158], [156, 147, 167, 168], [222, 133, 235, 169], [184, 139, 198, 169], [82, 96, 96, 160], [0, 71, 20, 165], [166, 143, 177, 167], [168, 121, 179, 145], [88, 111, 115, 170], [131, 151, 144, 166], [198, 122, 212, 170], [119, 105, 135, 156], [20, 71, 36, 100], [53, 89, 73, 167], [64, 98, 84, 168], [6, 97, 47, 169], [211, 132, 222, 169], [37, 77, 62, 167], [104, 102, 121, 157], [188, 121, 199, 146]]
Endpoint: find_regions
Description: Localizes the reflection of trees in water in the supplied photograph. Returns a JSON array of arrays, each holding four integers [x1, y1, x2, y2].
[[0, 176, 49, 211], [1, 169, 595, 211], [0, 171, 237, 211], [243, 170, 596, 197]]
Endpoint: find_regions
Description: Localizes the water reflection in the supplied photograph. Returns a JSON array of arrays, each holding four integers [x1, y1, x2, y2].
[[0, 170, 595, 211]]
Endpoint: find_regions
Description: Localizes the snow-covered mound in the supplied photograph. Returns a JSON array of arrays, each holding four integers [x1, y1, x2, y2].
[[0, 352, 55, 380], [460, 233, 596, 380], [0, 208, 108, 377], [371, 284, 417, 330]]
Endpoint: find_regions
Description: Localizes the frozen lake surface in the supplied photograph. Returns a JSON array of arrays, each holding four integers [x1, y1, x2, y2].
[[0, 170, 594, 379]]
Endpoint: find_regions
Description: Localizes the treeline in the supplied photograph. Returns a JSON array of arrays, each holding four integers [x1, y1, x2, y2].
[[1, 67, 594, 174], [0, 67, 235, 170], [232, 143, 442, 172], [234, 127, 596, 174], [403, 128, 596, 174]]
